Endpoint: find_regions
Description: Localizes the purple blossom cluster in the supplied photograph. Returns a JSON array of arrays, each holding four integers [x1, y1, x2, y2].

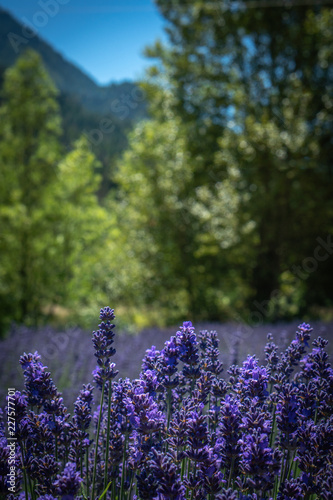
[[1, 309, 332, 499]]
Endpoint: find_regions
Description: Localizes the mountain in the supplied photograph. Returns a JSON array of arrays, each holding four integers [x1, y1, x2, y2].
[[0, 7, 147, 119], [0, 7, 148, 196]]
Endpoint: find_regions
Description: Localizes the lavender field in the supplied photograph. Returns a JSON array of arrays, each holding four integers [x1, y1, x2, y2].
[[1, 310, 333, 499], [1, 318, 332, 409]]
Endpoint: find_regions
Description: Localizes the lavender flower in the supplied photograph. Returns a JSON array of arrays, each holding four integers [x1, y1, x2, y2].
[[136, 469, 158, 500], [298, 336, 333, 419], [112, 378, 135, 436], [240, 398, 272, 435], [149, 448, 186, 500], [239, 431, 281, 493], [31, 455, 59, 496], [197, 454, 225, 495], [264, 333, 279, 377], [167, 402, 192, 461], [124, 384, 165, 435], [217, 395, 242, 475], [277, 477, 304, 499], [139, 369, 159, 398], [215, 489, 238, 500], [92, 306, 118, 390], [141, 345, 160, 372], [319, 470, 333, 500], [73, 383, 94, 431], [275, 383, 299, 450], [157, 336, 180, 389], [53, 462, 81, 497], [236, 356, 269, 404], [19, 352, 58, 408], [276, 323, 312, 380], [176, 321, 201, 381], [198, 329, 223, 377], [296, 417, 333, 494], [186, 406, 210, 463]]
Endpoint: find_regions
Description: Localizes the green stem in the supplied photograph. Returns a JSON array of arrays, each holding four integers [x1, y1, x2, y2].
[[104, 381, 112, 490], [228, 456, 235, 489], [273, 473, 278, 499], [181, 455, 185, 481], [190, 462, 197, 500], [283, 449, 290, 483], [20, 446, 29, 500], [287, 449, 296, 480], [167, 386, 172, 428], [186, 458, 191, 498], [98, 480, 112, 499], [112, 472, 116, 499], [53, 414, 58, 463], [128, 471, 134, 500], [92, 384, 105, 500], [166, 386, 172, 454], [80, 439, 83, 488], [270, 405, 276, 448], [278, 450, 285, 492], [293, 454, 299, 479], [29, 477, 36, 500], [120, 433, 128, 500], [278, 448, 290, 491], [85, 447, 90, 498]]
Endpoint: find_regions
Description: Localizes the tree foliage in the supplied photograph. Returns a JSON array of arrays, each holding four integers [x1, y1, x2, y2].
[[111, 101, 249, 323], [0, 51, 110, 334], [109, 113, 197, 323], [1, 3, 333, 332], [113, 1, 333, 322]]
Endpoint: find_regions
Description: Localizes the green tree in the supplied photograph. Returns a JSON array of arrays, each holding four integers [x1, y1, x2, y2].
[[110, 101, 245, 323], [213, 81, 331, 318], [0, 50, 111, 334], [109, 114, 195, 323], [48, 136, 113, 322], [0, 49, 62, 330], [140, 1, 333, 319]]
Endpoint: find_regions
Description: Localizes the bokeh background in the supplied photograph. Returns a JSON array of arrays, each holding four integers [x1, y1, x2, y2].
[[0, 0, 332, 400]]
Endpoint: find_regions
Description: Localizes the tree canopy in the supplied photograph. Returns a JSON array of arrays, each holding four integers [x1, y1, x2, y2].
[[111, 0, 333, 323], [0, 51, 111, 334], [1, 3, 332, 333]]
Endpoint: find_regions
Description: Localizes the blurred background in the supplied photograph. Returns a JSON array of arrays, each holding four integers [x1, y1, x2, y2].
[[0, 0, 332, 340]]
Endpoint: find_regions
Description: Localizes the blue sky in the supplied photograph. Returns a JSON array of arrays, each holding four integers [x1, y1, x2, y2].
[[0, 0, 166, 84]]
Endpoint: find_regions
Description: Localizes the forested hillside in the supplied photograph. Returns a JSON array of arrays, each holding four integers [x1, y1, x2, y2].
[[0, 7, 147, 116], [0, 7, 147, 194]]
